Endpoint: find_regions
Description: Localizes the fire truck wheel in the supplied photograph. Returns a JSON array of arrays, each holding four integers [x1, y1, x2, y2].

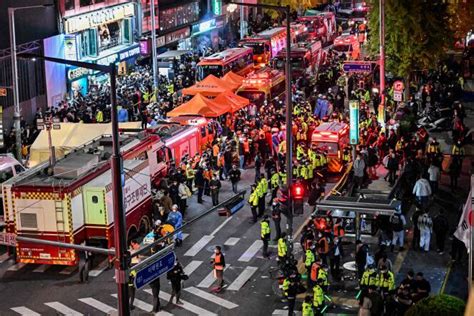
[[127, 225, 138, 244], [139, 216, 151, 236]]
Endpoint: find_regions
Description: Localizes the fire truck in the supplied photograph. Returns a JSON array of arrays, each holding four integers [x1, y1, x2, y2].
[[333, 34, 360, 60], [298, 11, 337, 45], [311, 122, 349, 173], [236, 67, 285, 107], [274, 41, 325, 77], [3, 125, 204, 266], [240, 27, 295, 66]]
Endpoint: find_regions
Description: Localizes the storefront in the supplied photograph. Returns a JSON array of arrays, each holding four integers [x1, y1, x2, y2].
[[191, 15, 227, 52], [140, 27, 192, 56]]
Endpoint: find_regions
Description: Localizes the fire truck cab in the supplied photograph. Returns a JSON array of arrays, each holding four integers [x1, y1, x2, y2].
[[311, 122, 349, 173], [333, 34, 360, 60], [236, 67, 285, 107], [274, 41, 324, 77]]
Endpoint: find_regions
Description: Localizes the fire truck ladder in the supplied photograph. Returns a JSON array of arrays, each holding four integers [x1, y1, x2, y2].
[[55, 199, 67, 244]]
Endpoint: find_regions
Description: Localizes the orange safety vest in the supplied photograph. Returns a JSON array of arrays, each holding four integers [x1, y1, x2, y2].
[[243, 140, 250, 153], [334, 224, 345, 237], [310, 262, 321, 281], [318, 237, 329, 254], [213, 144, 220, 157], [214, 253, 224, 270], [313, 218, 327, 231]]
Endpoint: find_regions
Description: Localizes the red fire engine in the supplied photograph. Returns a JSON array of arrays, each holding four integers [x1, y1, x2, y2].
[[236, 67, 285, 106], [298, 11, 337, 45], [274, 41, 325, 77], [311, 122, 349, 173]]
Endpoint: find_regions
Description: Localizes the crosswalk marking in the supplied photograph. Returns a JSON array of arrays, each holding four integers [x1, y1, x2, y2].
[[183, 260, 203, 276], [59, 266, 78, 275], [45, 302, 83, 316], [10, 307, 41, 316], [184, 287, 238, 309], [224, 237, 240, 246], [182, 233, 189, 240], [184, 235, 213, 257], [0, 252, 10, 263], [7, 262, 26, 271], [210, 216, 233, 236], [197, 265, 230, 288], [33, 265, 50, 273], [273, 309, 301, 315], [227, 266, 258, 291], [111, 294, 172, 315], [78, 298, 116, 314], [89, 258, 109, 277], [145, 290, 218, 316], [238, 240, 262, 262]]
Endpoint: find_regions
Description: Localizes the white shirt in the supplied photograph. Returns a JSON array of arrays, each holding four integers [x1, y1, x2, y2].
[[427, 165, 440, 181]]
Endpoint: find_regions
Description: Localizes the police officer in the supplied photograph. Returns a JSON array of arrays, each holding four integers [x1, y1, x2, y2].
[[261, 215, 271, 258], [248, 184, 259, 223], [313, 278, 325, 315], [376, 265, 395, 298], [302, 295, 314, 316], [360, 264, 378, 291], [305, 247, 316, 275], [278, 232, 288, 263], [257, 175, 269, 217], [271, 199, 282, 241], [270, 169, 280, 202]]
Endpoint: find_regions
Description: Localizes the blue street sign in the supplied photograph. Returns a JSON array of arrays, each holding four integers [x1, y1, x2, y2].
[[349, 101, 360, 145], [134, 251, 176, 289], [343, 62, 372, 73]]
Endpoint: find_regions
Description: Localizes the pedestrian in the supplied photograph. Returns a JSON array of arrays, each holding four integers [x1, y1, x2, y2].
[[229, 164, 241, 193], [355, 240, 368, 280], [167, 260, 185, 305], [329, 236, 343, 280], [418, 211, 433, 252], [149, 278, 161, 312], [386, 149, 399, 186], [261, 215, 271, 258], [433, 209, 449, 254], [271, 199, 282, 241], [212, 245, 225, 289], [167, 205, 183, 247], [353, 152, 365, 189], [412, 175, 432, 210], [390, 209, 406, 251], [411, 207, 423, 250], [178, 181, 189, 216], [194, 167, 205, 203], [78, 246, 93, 283], [286, 276, 298, 316], [427, 162, 440, 194], [366, 285, 383, 316], [358, 291, 372, 316], [129, 239, 141, 310], [413, 272, 431, 302], [209, 174, 222, 206], [449, 156, 461, 190]]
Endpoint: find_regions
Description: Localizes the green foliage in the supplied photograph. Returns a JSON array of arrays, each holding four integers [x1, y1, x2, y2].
[[405, 294, 466, 316], [367, 0, 453, 78]]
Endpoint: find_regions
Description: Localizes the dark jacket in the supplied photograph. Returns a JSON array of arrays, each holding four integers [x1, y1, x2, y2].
[[229, 168, 241, 183]]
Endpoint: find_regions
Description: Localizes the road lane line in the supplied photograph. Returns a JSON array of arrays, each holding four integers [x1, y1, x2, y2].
[[210, 216, 233, 236], [183, 260, 203, 276], [182, 233, 189, 240], [89, 258, 109, 277], [111, 294, 172, 315], [78, 298, 116, 314], [227, 266, 258, 291], [59, 266, 77, 275], [7, 262, 26, 271], [184, 287, 238, 309], [197, 265, 230, 288], [33, 265, 50, 273], [237, 240, 262, 262], [145, 290, 217, 316], [10, 307, 41, 316], [273, 309, 301, 315], [45, 302, 83, 316], [224, 237, 240, 246], [184, 235, 213, 257]]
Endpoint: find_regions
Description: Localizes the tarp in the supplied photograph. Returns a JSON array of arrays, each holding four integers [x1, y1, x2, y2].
[[214, 90, 250, 113], [167, 93, 231, 118], [182, 74, 235, 96], [157, 50, 192, 60], [28, 122, 141, 167], [222, 71, 244, 90]]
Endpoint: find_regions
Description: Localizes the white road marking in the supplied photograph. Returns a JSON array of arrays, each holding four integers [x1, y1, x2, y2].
[[78, 298, 116, 314], [210, 216, 233, 236], [183, 260, 203, 276], [111, 294, 172, 315], [197, 265, 230, 288], [0, 252, 10, 263], [273, 309, 301, 315], [7, 262, 26, 271], [184, 235, 214, 257], [145, 290, 218, 316], [45, 302, 83, 316], [227, 266, 258, 291], [59, 266, 77, 275], [11, 307, 41, 316], [89, 258, 109, 277], [182, 233, 189, 240], [33, 265, 50, 273], [224, 237, 240, 246], [237, 240, 263, 262], [184, 287, 238, 309]]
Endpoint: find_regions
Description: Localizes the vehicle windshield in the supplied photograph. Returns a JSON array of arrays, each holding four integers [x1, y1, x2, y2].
[[291, 57, 305, 69], [197, 65, 223, 80], [0, 168, 14, 184], [237, 91, 266, 106], [275, 58, 285, 69], [244, 42, 266, 55], [333, 44, 352, 52], [313, 141, 339, 154]]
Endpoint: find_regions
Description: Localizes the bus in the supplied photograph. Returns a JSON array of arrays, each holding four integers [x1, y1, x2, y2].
[[196, 47, 254, 81], [240, 27, 295, 66], [236, 68, 285, 107], [311, 122, 349, 173], [274, 41, 324, 77]]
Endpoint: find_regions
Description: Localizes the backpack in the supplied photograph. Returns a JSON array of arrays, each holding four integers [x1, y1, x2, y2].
[[390, 214, 403, 232]]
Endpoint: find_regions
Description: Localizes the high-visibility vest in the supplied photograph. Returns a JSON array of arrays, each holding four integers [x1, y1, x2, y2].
[[300, 165, 308, 179], [297, 146, 305, 160], [214, 253, 224, 270], [249, 191, 259, 206], [452, 145, 465, 156], [95, 111, 103, 123], [186, 166, 195, 179], [333, 224, 345, 237], [261, 220, 270, 238], [313, 285, 324, 306], [318, 237, 329, 254], [310, 262, 320, 281], [427, 143, 440, 154], [282, 278, 290, 296], [305, 250, 315, 267], [129, 269, 137, 286], [279, 141, 286, 154], [278, 238, 287, 257], [279, 172, 287, 186], [271, 173, 280, 189], [259, 178, 269, 194], [302, 302, 314, 316], [376, 271, 395, 290], [320, 154, 328, 166], [318, 268, 329, 286], [360, 269, 378, 287]]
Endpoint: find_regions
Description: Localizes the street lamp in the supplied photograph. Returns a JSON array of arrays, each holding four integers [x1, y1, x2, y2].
[[18, 53, 130, 316], [378, 0, 386, 126], [150, 0, 158, 89], [8, 4, 53, 160]]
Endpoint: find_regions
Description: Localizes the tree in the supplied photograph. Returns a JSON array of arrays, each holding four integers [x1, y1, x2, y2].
[[447, 0, 474, 44], [259, 0, 326, 14], [405, 294, 466, 316]]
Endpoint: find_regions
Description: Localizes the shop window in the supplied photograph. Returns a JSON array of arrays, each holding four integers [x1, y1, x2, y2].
[[122, 19, 132, 45], [80, 28, 98, 58], [98, 22, 121, 52], [65, 0, 75, 10], [80, 0, 93, 7]]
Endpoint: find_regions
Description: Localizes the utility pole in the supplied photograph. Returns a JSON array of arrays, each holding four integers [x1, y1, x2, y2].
[[150, 0, 158, 89], [378, 0, 386, 126]]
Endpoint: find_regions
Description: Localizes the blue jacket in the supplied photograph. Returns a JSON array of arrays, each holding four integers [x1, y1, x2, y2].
[[118, 108, 129, 122], [167, 211, 183, 240]]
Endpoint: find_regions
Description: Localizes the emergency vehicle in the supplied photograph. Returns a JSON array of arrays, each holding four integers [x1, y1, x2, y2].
[[298, 11, 337, 45], [3, 125, 205, 266], [290, 23, 309, 42], [311, 122, 349, 173], [197, 47, 254, 80], [274, 41, 325, 77], [333, 34, 360, 60], [240, 27, 295, 66], [0, 155, 25, 228], [236, 67, 285, 106]]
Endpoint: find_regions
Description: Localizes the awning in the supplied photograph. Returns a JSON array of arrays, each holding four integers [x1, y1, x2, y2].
[[167, 93, 231, 118], [182, 74, 235, 97], [315, 195, 399, 216], [222, 71, 244, 90], [213, 90, 250, 113], [157, 50, 192, 60]]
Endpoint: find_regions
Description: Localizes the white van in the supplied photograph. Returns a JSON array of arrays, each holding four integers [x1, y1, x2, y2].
[[0, 155, 25, 228]]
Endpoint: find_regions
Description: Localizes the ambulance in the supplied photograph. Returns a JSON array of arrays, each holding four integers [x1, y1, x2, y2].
[[311, 122, 349, 173]]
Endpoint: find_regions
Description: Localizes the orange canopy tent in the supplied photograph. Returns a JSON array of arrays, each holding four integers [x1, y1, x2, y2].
[[167, 93, 231, 118], [182, 74, 235, 96], [214, 90, 250, 113], [222, 71, 244, 90]]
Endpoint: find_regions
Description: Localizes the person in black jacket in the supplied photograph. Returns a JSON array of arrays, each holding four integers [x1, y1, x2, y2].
[[168, 180, 180, 205], [209, 175, 222, 206], [167, 260, 185, 305], [194, 167, 205, 203], [329, 236, 344, 280], [228, 165, 241, 193], [433, 209, 449, 254], [149, 278, 161, 312], [386, 150, 399, 186]]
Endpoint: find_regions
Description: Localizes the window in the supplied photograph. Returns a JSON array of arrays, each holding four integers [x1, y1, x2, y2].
[[65, 0, 75, 10], [92, 196, 99, 204], [201, 127, 206, 137], [80, 0, 93, 7], [14, 164, 25, 174], [270, 80, 286, 99], [20, 213, 38, 229], [0, 168, 14, 183], [157, 148, 166, 163]]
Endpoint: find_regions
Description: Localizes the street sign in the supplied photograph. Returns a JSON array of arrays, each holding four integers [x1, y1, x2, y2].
[[134, 250, 176, 290], [0, 88, 6, 97], [349, 100, 359, 145], [393, 80, 404, 92], [0, 232, 17, 246], [343, 62, 372, 73], [393, 91, 403, 102]]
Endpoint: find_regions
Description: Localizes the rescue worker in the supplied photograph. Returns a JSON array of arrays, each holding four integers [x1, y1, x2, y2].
[[212, 246, 225, 289], [317, 264, 330, 292], [376, 265, 395, 298], [342, 147, 351, 164], [451, 140, 465, 164], [270, 169, 280, 202], [248, 184, 259, 223], [185, 163, 195, 192], [305, 247, 316, 275], [261, 215, 271, 258], [302, 295, 314, 316], [278, 233, 288, 263], [257, 175, 269, 217], [333, 218, 345, 239], [309, 258, 322, 289], [426, 138, 441, 157], [313, 278, 325, 315], [360, 264, 378, 291], [271, 199, 282, 240], [317, 233, 329, 265]]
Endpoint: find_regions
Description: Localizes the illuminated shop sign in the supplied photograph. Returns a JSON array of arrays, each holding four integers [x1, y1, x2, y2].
[[64, 3, 135, 34], [192, 19, 216, 35]]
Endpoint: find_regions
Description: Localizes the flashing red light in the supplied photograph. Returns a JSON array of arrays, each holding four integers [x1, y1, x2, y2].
[[292, 183, 304, 200]]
